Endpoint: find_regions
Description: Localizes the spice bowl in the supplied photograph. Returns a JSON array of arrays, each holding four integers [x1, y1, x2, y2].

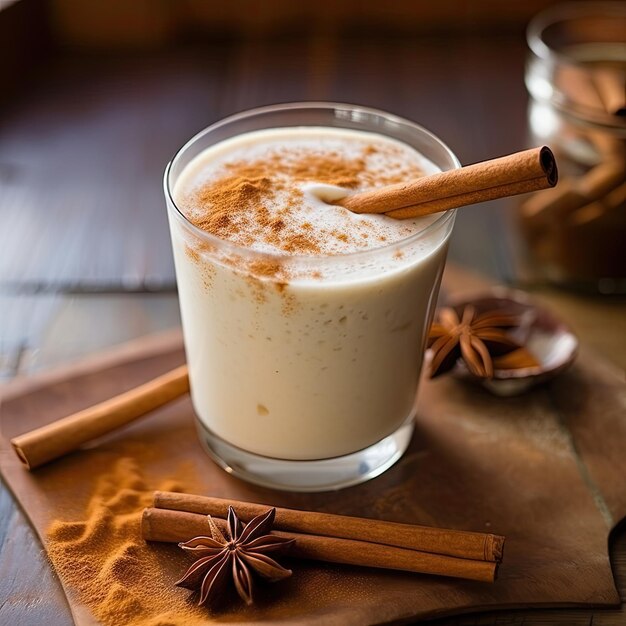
[[431, 288, 578, 396]]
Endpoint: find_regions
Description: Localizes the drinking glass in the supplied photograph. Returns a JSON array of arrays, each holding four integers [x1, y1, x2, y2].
[[164, 103, 458, 491]]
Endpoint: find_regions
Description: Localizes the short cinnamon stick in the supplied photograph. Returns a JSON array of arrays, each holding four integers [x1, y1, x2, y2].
[[11, 365, 189, 470], [336, 147, 557, 218], [153, 491, 504, 562], [141, 508, 498, 583]]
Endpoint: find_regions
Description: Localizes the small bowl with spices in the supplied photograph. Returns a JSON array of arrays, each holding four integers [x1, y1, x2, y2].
[[426, 288, 578, 396]]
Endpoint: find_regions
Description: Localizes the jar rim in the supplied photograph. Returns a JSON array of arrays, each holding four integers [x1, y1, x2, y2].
[[526, 3, 626, 130], [527, 2, 626, 63]]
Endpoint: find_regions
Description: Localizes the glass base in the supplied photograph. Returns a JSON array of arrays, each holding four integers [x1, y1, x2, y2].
[[194, 416, 415, 492]]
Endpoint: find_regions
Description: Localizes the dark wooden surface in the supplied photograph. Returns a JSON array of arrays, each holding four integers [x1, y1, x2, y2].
[[1, 16, 625, 626]]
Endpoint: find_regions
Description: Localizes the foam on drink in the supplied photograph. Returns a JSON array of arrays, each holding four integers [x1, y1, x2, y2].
[[173, 127, 441, 260]]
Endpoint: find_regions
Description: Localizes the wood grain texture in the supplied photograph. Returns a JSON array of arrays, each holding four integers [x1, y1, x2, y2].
[[0, 49, 219, 290], [0, 485, 71, 626]]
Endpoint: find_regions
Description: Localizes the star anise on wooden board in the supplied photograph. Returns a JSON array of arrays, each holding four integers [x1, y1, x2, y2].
[[427, 304, 538, 379], [176, 506, 294, 607]]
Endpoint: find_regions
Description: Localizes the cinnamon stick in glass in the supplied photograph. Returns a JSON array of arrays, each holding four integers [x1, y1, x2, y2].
[[336, 146, 557, 219], [11, 365, 189, 470], [153, 491, 504, 563], [141, 507, 498, 583]]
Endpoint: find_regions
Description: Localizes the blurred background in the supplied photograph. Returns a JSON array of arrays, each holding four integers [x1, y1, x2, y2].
[[1, 0, 624, 378]]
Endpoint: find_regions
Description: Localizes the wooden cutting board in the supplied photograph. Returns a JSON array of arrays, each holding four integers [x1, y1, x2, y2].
[[1, 325, 625, 625]]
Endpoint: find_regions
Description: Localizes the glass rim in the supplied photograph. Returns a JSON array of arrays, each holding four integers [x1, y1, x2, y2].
[[163, 102, 459, 264], [527, 1, 626, 64]]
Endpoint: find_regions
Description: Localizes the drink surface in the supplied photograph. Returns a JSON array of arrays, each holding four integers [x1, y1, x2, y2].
[[173, 127, 441, 257]]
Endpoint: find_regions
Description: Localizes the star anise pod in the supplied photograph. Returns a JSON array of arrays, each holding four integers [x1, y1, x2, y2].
[[427, 304, 523, 378], [176, 506, 294, 607]]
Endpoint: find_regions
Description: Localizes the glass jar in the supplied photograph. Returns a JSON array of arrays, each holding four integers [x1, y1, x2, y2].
[[521, 2, 626, 294], [164, 103, 458, 491]]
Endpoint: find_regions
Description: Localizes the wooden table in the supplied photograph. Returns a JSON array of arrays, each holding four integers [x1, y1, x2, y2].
[[1, 16, 625, 625]]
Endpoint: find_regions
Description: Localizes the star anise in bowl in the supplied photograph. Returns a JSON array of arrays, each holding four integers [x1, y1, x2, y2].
[[176, 506, 294, 607], [427, 303, 530, 379], [426, 290, 578, 395]]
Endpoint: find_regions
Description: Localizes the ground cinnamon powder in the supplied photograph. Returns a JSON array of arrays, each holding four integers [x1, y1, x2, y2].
[[46, 458, 208, 626], [180, 143, 423, 285], [187, 153, 360, 256], [184, 146, 420, 258], [193, 174, 274, 239]]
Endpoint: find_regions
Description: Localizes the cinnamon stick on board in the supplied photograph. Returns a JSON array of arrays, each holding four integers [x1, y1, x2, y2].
[[336, 146, 557, 219], [11, 365, 189, 470], [141, 508, 498, 583], [153, 491, 504, 563]]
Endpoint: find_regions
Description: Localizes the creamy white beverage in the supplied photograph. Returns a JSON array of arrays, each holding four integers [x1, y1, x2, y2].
[[168, 126, 452, 461]]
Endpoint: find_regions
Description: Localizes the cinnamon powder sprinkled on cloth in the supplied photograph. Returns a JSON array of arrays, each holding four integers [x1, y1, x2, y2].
[[46, 458, 208, 626]]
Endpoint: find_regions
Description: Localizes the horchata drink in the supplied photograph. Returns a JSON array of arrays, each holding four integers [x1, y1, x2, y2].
[[164, 104, 458, 491]]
